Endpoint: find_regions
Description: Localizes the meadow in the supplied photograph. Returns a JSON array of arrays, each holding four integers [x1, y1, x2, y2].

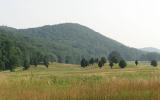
[[0, 62, 160, 100]]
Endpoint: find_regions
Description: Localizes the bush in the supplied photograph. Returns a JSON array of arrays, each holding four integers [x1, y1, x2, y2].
[[98, 61, 103, 68], [135, 60, 138, 66], [151, 60, 158, 67], [81, 58, 88, 67], [119, 60, 127, 68]]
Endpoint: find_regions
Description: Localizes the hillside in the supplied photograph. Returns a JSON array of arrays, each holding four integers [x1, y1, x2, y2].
[[0, 23, 151, 64]]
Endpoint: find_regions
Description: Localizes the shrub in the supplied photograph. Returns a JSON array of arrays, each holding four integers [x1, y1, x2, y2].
[[151, 60, 158, 67], [135, 60, 138, 66], [81, 58, 88, 67], [119, 60, 127, 68], [98, 61, 103, 68]]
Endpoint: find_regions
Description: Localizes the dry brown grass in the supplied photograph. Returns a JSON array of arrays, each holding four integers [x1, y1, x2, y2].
[[0, 63, 160, 100]]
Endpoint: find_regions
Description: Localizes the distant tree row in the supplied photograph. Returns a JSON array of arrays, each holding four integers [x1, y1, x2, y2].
[[80, 51, 159, 68], [134, 60, 158, 67]]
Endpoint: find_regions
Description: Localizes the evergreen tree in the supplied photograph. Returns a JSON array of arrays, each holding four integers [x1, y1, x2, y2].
[[81, 58, 85, 67], [119, 60, 127, 68], [151, 60, 158, 67], [98, 61, 103, 68], [101, 57, 106, 66], [135, 60, 138, 66], [81, 58, 88, 67]]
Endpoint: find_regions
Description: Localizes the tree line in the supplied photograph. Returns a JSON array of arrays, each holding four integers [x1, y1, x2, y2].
[[80, 51, 158, 68], [0, 34, 50, 72], [0, 30, 158, 72]]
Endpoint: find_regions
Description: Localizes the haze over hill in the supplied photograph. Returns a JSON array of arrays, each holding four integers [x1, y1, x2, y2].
[[0, 23, 160, 64], [140, 47, 160, 53]]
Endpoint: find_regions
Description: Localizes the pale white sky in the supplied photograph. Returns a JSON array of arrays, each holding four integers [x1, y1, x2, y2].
[[0, 0, 160, 48]]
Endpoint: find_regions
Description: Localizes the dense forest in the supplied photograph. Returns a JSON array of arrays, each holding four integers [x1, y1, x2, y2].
[[0, 23, 160, 71]]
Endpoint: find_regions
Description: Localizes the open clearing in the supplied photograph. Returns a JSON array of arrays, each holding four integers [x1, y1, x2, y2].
[[0, 62, 160, 100]]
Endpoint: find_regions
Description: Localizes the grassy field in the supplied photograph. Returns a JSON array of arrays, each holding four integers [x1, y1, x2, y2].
[[0, 62, 160, 100]]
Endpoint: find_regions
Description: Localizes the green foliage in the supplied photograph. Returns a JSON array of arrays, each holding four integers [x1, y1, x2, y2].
[[151, 60, 158, 67], [119, 60, 127, 68], [80, 58, 88, 67], [0, 23, 150, 65], [135, 60, 138, 66], [0, 37, 20, 71], [98, 61, 103, 68], [0, 23, 160, 71], [108, 51, 122, 64], [100, 57, 107, 65]]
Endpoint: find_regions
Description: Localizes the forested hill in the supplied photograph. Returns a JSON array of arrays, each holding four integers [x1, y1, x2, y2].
[[0, 23, 158, 65]]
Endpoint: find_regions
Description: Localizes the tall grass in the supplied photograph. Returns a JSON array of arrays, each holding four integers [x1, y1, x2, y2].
[[0, 63, 160, 100]]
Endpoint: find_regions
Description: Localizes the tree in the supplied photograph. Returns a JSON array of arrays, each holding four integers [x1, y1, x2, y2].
[[43, 56, 49, 68], [80, 58, 88, 67], [89, 58, 94, 65], [151, 60, 158, 67], [109, 61, 114, 69], [98, 61, 103, 68], [0, 40, 19, 72], [101, 57, 106, 66], [119, 60, 127, 68], [108, 51, 122, 64], [135, 60, 138, 66]]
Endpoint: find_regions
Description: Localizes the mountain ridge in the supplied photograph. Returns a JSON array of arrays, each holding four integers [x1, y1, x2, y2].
[[0, 23, 158, 63]]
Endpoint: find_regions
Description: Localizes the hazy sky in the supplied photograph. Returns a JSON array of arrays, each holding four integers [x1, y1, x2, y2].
[[0, 0, 160, 48]]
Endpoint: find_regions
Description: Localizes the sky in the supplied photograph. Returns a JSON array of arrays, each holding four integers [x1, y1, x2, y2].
[[0, 0, 160, 49]]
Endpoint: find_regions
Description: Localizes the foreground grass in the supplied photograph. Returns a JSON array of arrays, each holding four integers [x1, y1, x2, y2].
[[0, 62, 160, 100]]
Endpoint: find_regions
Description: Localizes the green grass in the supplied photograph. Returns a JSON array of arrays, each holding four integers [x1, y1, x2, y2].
[[0, 62, 160, 100]]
